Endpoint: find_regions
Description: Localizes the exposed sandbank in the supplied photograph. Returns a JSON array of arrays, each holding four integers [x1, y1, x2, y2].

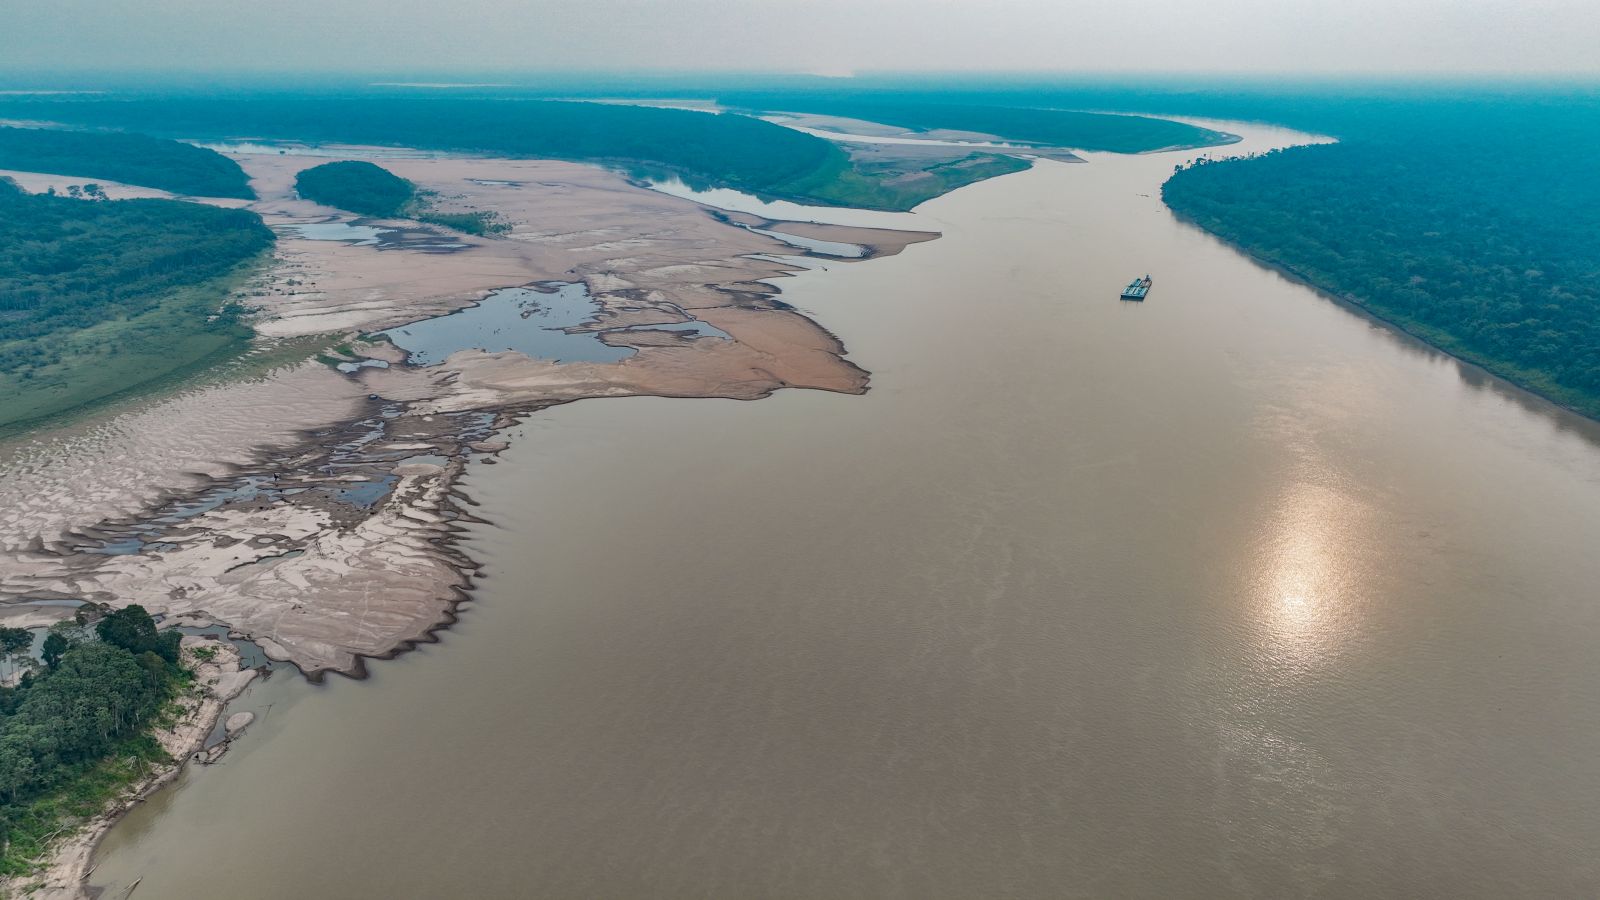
[[0, 149, 938, 677]]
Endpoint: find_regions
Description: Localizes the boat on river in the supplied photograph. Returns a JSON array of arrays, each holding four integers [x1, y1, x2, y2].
[[1120, 275, 1152, 301]]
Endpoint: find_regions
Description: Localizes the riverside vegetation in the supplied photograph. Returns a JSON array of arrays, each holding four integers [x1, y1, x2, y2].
[[0, 607, 186, 876], [722, 94, 1238, 152], [722, 83, 1600, 418], [12, 86, 1589, 417], [0, 125, 254, 199], [0, 174, 274, 429], [1155, 89, 1600, 417]]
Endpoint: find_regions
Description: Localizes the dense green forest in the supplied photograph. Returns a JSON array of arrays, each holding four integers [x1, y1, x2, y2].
[[0, 126, 253, 198], [723, 95, 1236, 152], [0, 178, 273, 428], [1158, 92, 1600, 417], [738, 81, 1600, 417], [294, 160, 508, 234], [0, 607, 185, 874]]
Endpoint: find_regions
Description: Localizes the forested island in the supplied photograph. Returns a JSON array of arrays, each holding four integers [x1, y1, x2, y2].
[[295, 160, 507, 234], [0, 126, 253, 198], [0, 177, 273, 429], [0, 607, 184, 875]]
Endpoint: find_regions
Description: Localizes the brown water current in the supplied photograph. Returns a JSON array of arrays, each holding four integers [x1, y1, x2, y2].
[[88, 123, 1600, 898]]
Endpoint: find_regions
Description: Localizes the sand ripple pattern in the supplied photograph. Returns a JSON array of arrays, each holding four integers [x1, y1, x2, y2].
[[0, 361, 361, 553]]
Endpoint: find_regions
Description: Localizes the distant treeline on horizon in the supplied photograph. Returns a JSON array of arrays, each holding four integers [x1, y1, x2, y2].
[[0, 91, 1232, 207]]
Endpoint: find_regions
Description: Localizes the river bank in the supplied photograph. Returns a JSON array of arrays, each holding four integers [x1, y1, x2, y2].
[[0, 143, 953, 890], [1157, 105, 1600, 425], [1165, 203, 1600, 425], [1, 636, 257, 898]]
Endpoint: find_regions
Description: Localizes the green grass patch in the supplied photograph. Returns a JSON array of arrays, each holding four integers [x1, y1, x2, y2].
[[0, 179, 274, 430], [0, 253, 266, 432], [786, 152, 1031, 211], [416, 209, 510, 235]]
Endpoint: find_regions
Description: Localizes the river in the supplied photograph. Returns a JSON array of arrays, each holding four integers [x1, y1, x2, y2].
[[88, 122, 1600, 898]]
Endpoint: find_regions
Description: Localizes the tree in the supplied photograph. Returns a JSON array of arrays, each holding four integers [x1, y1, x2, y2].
[[94, 605, 181, 665], [0, 627, 31, 681], [40, 632, 69, 671]]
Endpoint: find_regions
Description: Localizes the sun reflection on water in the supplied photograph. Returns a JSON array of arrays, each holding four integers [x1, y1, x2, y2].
[[1252, 480, 1369, 674]]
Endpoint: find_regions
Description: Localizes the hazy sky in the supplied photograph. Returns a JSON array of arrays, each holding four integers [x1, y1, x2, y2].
[[5, 0, 1598, 76]]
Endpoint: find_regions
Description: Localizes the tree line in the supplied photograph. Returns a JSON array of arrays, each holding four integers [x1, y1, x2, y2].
[[0, 126, 254, 199], [0, 97, 841, 201], [1162, 98, 1600, 416], [718, 93, 1235, 152]]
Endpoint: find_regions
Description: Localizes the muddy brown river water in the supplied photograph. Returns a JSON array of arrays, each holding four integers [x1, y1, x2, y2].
[[87, 123, 1600, 898]]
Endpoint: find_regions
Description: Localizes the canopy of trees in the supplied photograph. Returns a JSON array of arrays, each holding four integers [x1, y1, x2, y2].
[[0, 179, 270, 348], [96, 605, 182, 665], [295, 159, 414, 217], [0, 608, 181, 871], [0, 178, 272, 428], [293, 160, 509, 234], [1161, 93, 1600, 417], [0, 126, 253, 198]]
